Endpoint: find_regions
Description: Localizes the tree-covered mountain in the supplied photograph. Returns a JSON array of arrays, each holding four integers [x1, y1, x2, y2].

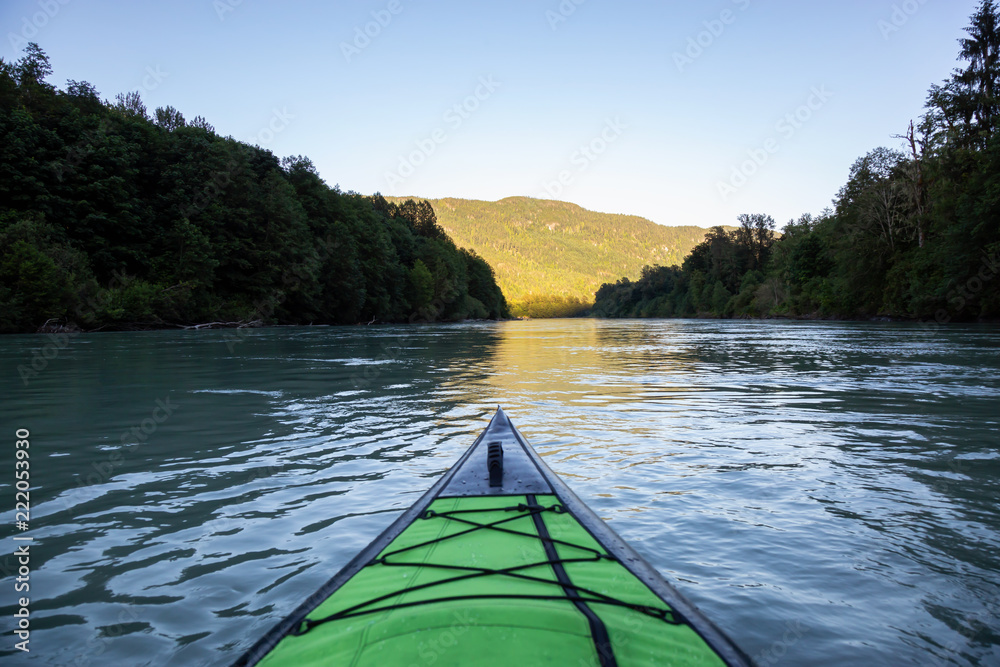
[[594, 1, 1000, 323], [0, 45, 508, 334], [389, 196, 718, 317]]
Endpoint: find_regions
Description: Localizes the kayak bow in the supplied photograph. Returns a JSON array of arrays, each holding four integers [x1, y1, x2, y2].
[[233, 408, 750, 667]]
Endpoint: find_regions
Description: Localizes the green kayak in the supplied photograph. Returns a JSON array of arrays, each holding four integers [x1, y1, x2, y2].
[[233, 408, 750, 667]]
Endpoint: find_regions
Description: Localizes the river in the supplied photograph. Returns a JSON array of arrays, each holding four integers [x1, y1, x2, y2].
[[1, 319, 998, 665]]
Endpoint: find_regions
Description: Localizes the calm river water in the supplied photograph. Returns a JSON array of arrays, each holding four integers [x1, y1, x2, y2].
[[1, 320, 998, 666]]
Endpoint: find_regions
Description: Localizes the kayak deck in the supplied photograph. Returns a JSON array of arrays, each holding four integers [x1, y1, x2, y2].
[[235, 409, 749, 667]]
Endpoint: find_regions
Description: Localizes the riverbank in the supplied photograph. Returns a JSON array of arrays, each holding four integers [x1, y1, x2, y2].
[[11, 311, 997, 338]]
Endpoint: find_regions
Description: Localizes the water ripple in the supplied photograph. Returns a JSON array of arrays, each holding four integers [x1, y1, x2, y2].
[[0, 321, 997, 665]]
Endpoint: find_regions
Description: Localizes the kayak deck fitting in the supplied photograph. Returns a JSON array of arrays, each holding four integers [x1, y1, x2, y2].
[[233, 408, 750, 667]]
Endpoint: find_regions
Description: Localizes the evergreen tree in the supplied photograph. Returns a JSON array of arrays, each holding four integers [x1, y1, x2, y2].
[[154, 105, 186, 131], [0, 45, 509, 332], [958, 0, 1000, 142]]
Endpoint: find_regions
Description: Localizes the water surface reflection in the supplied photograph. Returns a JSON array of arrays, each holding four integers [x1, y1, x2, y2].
[[0, 320, 996, 665]]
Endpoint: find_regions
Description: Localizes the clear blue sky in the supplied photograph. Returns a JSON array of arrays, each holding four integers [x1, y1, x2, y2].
[[2, 0, 980, 229]]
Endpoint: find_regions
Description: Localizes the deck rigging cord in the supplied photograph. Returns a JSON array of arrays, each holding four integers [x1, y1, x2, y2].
[[291, 501, 687, 637]]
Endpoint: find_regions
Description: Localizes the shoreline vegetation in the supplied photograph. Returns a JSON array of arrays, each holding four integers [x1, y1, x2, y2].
[[593, 3, 1000, 325], [386, 196, 721, 319], [3, 3, 999, 335], [0, 45, 509, 335]]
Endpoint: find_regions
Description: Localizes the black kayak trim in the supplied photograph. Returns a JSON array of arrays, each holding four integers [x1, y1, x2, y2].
[[231, 408, 752, 667]]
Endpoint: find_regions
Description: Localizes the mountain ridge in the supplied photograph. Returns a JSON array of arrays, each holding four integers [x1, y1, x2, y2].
[[387, 195, 720, 317]]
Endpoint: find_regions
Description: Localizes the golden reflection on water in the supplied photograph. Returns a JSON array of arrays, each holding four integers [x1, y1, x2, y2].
[[434, 320, 708, 518], [439, 319, 701, 418]]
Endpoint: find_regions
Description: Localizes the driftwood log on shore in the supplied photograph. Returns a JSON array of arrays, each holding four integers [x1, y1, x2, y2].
[[36, 319, 82, 334], [180, 320, 264, 330], [33, 319, 266, 334]]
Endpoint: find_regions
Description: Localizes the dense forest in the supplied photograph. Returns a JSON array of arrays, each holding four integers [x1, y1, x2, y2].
[[0, 46, 508, 334], [390, 196, 718, 318], [595, 2, 1000, 323]]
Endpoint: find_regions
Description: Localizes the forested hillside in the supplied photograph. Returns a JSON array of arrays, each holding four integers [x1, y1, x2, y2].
[[390, 196, 715, 317], [0, 45, 507, 334], [595, 2, 1000, 323]]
